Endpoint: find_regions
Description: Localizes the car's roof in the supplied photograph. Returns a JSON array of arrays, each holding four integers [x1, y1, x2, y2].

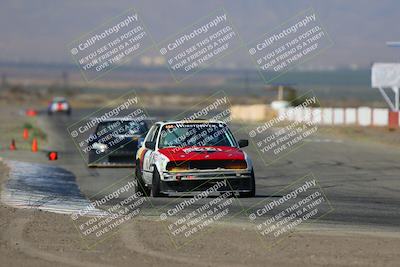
[[94, 117, 147, 122], [52, 97, 67, 102], [89, 117, 155, 121], [156, 120, 226, 125]]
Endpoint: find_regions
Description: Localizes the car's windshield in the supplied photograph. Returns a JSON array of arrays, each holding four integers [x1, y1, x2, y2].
[[159, 123, 236, 148], [52, 97, 66, 102], [96, 120, 147, 136]]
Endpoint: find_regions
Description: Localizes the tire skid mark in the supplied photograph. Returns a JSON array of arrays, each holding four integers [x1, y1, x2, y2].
[[1, 160, 106, 216]]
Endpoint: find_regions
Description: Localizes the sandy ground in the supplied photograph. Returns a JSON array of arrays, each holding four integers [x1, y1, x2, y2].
[[1, 160, 400, 267]]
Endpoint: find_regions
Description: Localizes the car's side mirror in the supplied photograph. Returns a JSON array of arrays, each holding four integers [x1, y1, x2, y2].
[[145, 141, 156, 150], [138, 137, 145, 148], [238, 139, 249, 148]]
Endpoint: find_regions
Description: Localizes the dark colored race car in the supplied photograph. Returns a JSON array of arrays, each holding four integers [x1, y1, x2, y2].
[[135, 120, 255, 197], [88, 118, 149, 167], [47, 97, 71, 115]]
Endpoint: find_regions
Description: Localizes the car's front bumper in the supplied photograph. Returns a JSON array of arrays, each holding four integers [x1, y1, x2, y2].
[[160, 170, 253, 193], [162, 169, 252, 180], [88, 150, 137, 167]]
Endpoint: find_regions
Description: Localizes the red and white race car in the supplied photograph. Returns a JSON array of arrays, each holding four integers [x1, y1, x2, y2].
[[135, 120, 255, 197], [47, 97, 71, 115]]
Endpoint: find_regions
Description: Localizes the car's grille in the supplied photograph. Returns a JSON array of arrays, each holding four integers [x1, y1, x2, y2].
[[117, 141, 138, 151], [107, 139, 138, 152], [108, 155, 135, 164], [166, 160, 247, 171]]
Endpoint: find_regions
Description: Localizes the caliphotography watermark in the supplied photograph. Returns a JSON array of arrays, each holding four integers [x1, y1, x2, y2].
[[247, 8, 333, 83], [158, 8, 242, 82], [70, 174, 151, 248], [246, 90, 321, 166], [68, 7, 154, 81], [158, 178, 243, 249], [247, 173, 334, 250], [67, 91, 150, 165]]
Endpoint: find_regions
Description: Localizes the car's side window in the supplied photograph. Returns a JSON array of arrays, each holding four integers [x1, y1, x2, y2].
[[144, 125, 157, 143], [145, 125, 160, 144], [151, 126, 160, 143]]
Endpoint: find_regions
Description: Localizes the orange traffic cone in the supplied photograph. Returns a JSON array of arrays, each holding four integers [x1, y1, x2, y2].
[[31, 138, 38, 152], [26, 109, 37, 117], [23, 128, 29, 140], [48, 151, 58, 161], [10, 139, 16, 150]]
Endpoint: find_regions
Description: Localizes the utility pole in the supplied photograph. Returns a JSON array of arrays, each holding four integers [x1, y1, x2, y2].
[[62, 71, 69, 89], [278, 85, 284, 101]]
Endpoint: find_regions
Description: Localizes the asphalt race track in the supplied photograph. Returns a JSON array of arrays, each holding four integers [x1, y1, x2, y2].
[[11, 107, 400, 231]]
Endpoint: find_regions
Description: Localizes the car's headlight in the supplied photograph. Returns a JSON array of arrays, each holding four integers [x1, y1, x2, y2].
[[166, 161, 189, 172], [224, 160, 247, 169], [92, 142, 108, 153]]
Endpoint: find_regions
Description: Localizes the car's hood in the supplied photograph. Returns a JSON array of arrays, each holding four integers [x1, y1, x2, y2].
[[96, 134, 141, 143], [158, 146, 245, 161], [112, 134, 142, 139]]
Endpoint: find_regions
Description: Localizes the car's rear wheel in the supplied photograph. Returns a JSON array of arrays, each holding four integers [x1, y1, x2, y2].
[[240, 170, 256, 198], [151, 168, 166, 197]]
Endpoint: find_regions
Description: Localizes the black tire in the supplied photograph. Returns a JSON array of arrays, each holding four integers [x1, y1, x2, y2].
[[151, 168, 166, 197], [135, 162, 150, 196], [88, 150, 99, 167], [66, 109, 71, 116], [240, 170, 256, 198]]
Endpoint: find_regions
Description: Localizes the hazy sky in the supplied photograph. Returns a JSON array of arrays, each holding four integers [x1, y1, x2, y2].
[[0, 0, 399, 69]]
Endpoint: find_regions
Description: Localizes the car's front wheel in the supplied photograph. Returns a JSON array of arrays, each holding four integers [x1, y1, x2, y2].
[[151, 169, 166, 197], [240, 170, 256, 198], [134, 161, 150, 196]]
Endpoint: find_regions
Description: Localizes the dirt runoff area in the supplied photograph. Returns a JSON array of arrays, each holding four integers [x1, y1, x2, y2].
[[0, 161, 399, 267]]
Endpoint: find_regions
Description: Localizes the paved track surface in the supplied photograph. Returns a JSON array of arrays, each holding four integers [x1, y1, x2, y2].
[[12, 108, 400, 230]]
